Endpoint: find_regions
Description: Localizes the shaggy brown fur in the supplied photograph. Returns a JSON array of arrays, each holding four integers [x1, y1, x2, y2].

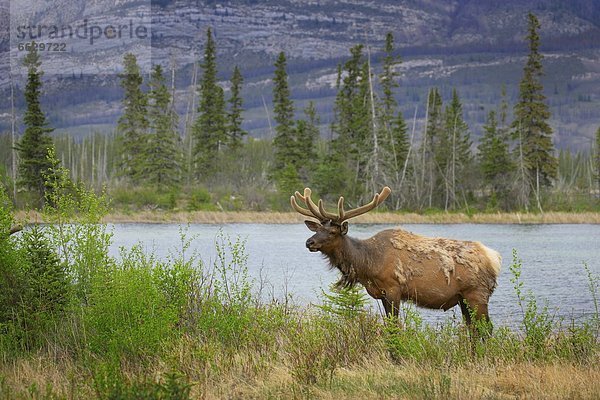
[[304, 221, 501, 325]]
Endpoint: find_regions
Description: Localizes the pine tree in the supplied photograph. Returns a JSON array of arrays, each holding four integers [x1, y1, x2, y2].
[[420, 88, 443, 208], [117, 53, 148, 180], [15, 44, 55, 203], [143, 64, 182, 188], [295, 101, 320, 182], [226, 65, 247, 150], [437, 89, 472, 210], [478, 110, 514, 207], [329, 45, 371, 200], [193, 27, 227, 178], [511, 12, 557, 193], [594, 126, 600, 194], [271, 51, 297, 175], [379, 32, 400, 131], [389, 111, 410, 181]]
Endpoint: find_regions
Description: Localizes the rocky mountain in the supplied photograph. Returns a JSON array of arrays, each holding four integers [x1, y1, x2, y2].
[[1, 0, 599, 150]]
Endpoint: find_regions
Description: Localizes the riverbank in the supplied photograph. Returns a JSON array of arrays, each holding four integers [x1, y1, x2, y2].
[[14, 210, 600, 224]]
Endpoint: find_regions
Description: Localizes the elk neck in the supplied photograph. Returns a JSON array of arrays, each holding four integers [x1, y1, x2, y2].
[[322, 234, 384, 287]]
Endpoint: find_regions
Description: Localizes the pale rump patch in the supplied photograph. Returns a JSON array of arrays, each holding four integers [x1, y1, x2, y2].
[[478, 243, 502, 277]]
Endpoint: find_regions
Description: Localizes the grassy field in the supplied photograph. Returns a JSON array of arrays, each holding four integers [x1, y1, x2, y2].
[[1, 179, 599, 399], [14, 209, 600, 224]]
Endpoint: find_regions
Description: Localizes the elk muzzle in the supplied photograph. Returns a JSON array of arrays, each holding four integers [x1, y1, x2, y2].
[[305, 237, 320, 252]]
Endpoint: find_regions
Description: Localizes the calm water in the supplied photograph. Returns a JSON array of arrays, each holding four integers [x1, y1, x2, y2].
[[109, 223, 600, 327]]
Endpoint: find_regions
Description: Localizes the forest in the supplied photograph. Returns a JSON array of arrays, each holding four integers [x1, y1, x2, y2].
[[1, 14, 599, 215]]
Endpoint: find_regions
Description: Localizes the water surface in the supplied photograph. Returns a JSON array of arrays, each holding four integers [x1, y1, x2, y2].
[[110, 223, 600, 327]]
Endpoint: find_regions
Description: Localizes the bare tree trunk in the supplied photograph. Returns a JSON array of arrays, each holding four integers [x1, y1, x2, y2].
[[517, 125, 529, 212], [419, 90, 431, 210], [184, 61, 198, 185], [366, 45, 379, 192], [261, 95, 274, 139], [398, 106, 418, 206]]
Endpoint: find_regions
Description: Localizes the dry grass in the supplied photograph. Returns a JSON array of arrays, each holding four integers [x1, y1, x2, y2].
[[13, 210, 600, 224], [2, 354, 599, 399]]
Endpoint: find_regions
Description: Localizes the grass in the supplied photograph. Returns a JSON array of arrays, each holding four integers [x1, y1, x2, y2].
[[13, 209, 600, 224], [1, 166, 598, 399]]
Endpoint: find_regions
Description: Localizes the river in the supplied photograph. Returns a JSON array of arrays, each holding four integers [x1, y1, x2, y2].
[[109, 223, 600, 327]]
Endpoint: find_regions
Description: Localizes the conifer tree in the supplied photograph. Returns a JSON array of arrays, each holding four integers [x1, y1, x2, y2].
[[143, 64, 182, 188], [379, 32, 400, 131], [595, 126, 600, 193], [329, 45, 371, 200], [117, 53, 148, 180], [420, 88, 443, 208], [478, 110, 514, 206], [15, 44, 55, 203], [295, 101, 320, 182], [511, 12, 557, 192], [226, 65, 247, 150], [193, 27, 227, 178], [271, 51, 297, 175], [438, 89, 472, 210]]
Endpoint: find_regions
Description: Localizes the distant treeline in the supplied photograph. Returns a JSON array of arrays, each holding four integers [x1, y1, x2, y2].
[[2, 13, 600, 212]]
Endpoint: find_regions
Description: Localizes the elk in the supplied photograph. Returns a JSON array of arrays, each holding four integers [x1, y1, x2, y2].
[[291, 186, 502, 328]]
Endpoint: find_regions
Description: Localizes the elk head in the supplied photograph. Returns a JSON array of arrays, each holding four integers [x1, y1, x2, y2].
[[291, 187, 391, 253]]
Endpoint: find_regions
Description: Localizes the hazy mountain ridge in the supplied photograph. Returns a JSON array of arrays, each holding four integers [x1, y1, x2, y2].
[[1, 0, 599, 150]]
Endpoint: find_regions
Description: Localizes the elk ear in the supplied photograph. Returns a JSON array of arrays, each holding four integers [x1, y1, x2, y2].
[[340, 221, 349, 235], [304, 220, 320, 232]]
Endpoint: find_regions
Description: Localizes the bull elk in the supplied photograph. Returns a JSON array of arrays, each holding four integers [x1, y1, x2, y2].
[[291, 186, 501, 328]]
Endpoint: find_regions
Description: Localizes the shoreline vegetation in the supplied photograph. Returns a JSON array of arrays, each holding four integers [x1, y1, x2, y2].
[[1, 175, 599, 399], [14, 210, 600, 224]]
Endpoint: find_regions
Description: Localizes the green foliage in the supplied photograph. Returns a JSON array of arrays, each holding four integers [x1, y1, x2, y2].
[[319, 283, 368, 320], [143, 64, 183, 189], [271, 52, 296, 174], [84, 246, 179, 359], [511, 13, 557, 191], [186, 187, 215, 211], [226, 65, 247, 150], [478, 110, 514, 207], [193, 28, 227, 178], [15, 42, 55, 205], [117, 53, 148, 180], [509, 249, 553, 357]]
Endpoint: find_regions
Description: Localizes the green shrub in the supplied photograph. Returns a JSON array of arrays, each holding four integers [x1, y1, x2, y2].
[[186, 187, 216, 211], [84, 246, 178, 359]]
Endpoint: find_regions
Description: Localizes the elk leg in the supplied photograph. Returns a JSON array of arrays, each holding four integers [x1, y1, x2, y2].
[[381, 297, 400, 318], [461, 296, 492, 339]]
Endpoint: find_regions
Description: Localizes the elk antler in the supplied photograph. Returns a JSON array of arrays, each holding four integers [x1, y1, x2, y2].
[[291, 186, 391, 223]]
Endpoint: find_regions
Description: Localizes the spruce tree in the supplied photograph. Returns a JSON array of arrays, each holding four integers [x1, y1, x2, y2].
[[595, 126, 600, 194], [379, 32, 400, 131], [295, 101, 320, 182], [511, 12, 557, 191], [438, 89, 472, 210], [420, 88, 443, 208], [15, 44, 55, 203], [478, 110, 514, 206], [271, 52, 297, 174], [143, 64, 182, 188], [193, 27, 227, 179], [226, 65, 247, 150], [117, 53, 148, 180]]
